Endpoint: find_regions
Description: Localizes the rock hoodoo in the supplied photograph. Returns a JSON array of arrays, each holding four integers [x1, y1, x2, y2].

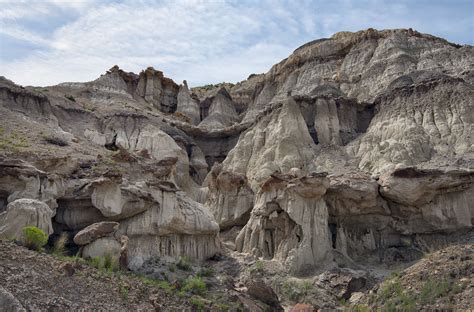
[[0, 28, 472, 281]]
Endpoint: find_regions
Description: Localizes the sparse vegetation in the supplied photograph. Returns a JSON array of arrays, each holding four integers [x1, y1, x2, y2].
[[176, 256, 192, 271], [249, 259, 264, 273], [192, 82, 235, 92], [22, 226, 48, 251], [197, 266, 214, 277], [83, 102, 96, 112], [65, 95, 76, 102], [181, 276, 207, 296], [189, 295, 206, 310], [0, 130, 30, 152], [369, 275, 462, 311], [280, 279, 314, 304], [86, 254, 118, 272]]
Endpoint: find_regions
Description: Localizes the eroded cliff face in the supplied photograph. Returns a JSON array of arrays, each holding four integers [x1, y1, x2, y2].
[[0, 28, 472, 277]]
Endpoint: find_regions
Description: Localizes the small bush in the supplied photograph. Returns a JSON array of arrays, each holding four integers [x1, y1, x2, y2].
[[176, 256, 192, 271], [103, 254, 118, 271], [88, 256, 105, 270], [281, 279, 314, 303], [182, 276, 207, 296], [22, 226, 48, 251], [157, 280, 175, 294], [65, 95, 76, 102], [249, 259, 264, 274], [119, 281, 129, 300], [190, 295, 206, 310], [86, 254, 117, 272], [197, 266, 214, 277]]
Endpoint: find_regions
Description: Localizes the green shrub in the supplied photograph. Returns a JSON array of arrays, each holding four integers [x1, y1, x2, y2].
[[103, 253, 118, 271], [0, 131, 29, 152], [176, 256, 192, 271], [182, 276, 207, 295], [281, 279, 313, 303], [157, 280, 175, 294], [88, 256, 105, 270], [190, 295, 206, 310], [65, 95, 76, 102], [22, 226, 48, 251], [249, 259, 264, 274], [197, 266, 214, 277], [119, 281, 129, 300]]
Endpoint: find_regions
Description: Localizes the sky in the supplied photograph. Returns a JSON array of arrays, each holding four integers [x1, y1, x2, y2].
[[0, 0, 473, 87]]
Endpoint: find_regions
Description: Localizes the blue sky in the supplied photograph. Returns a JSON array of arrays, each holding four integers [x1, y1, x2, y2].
[[0, 0, 473, 87]]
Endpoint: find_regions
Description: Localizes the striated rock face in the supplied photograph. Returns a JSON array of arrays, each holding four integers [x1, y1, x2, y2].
[[199, 88, 239, 128], [135, 67, 179, 113], [0, 199, 53, 240], [236, 174, 332, 274], [176, 81, 201, 125], [0, 28, 472, 277], [73, 221, 119, 245]]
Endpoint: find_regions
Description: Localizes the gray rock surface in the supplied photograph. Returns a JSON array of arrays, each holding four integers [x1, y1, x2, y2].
[[0, 28, 472, 277], [0, 199, 53, 240], [176, 80, 201, 125], [73, 221, 119, 245]]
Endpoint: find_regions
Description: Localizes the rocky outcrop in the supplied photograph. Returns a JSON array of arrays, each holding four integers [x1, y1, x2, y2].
[[207, 98, 318, 238], [0, 286, 25, 312], [0, 28, 472, 280], [379, 167, 473, 233], [82, 237, 122, 263], [73, 221, 119, 245], [176, 81, 201, 125], [236, 174, 332, 274], [117, 185, 220, 269], [135, 67, 179, 113], [199, 88, 239, 128], [347, 74, 473, 173], [0, 199, 53, 240]]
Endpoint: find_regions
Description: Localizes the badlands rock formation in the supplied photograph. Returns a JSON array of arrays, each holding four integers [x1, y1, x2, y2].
[[0, 28, 472, 279]]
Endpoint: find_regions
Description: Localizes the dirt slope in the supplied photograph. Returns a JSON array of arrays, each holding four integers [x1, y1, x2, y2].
[[0, 241, 190, 311]]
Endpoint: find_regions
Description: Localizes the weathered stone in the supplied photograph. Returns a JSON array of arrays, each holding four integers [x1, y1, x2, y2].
[[0, 286, 25, 312], [246, 279, 283, 310], [82, 237, 121, 263], [0, 199, 53, 240], [176, 80, 200, 125], [199, 88, 239, 128], [73, 221, 119, 245]]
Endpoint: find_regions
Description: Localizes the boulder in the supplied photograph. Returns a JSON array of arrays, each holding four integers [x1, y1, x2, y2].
[[246, 279, 283, 310], [82, 237, 121, 263], [0, 199, 53, 240], [0, 286, 25, 312], [73, 221, 119, 245], [90, 179, 152, 220]]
